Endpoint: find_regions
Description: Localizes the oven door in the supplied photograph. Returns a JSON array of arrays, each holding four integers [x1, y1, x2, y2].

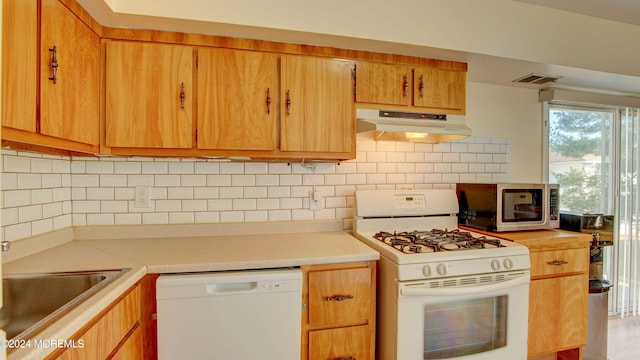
[[396, 271, 530, 360]]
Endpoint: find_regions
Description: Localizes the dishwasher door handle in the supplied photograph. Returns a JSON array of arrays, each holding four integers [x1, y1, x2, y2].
[[207, 281, 258, 294]]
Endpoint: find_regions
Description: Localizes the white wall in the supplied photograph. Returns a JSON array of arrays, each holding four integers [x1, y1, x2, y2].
[[467, 82, 543, 182]]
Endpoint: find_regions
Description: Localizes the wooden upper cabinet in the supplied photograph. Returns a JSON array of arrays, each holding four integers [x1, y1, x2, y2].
[[413, 67, 466, 114], [2, 0, 37, 133], [2, 0, 100, 151], [354, 61, 466, 115], [197, 48, 277, 151], [40, 0, 100, 146], [105, 41, 193, 148], [280, 55, 354, 154], [355, 62, 412, 107]]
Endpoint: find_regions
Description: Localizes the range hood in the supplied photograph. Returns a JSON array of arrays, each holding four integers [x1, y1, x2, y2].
[[356, 108, 471, 143]]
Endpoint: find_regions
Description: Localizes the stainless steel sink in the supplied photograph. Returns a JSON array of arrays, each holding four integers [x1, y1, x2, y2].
[[0, 269, 129, 341]]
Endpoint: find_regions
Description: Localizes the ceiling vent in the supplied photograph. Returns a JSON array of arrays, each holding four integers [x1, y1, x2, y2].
[[512, 73, 562, 85]]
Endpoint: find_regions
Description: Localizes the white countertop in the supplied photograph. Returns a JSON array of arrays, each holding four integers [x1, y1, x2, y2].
[[2, 220, 379, 359]]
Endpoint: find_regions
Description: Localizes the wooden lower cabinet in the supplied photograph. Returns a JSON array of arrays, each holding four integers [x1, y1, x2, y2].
[[528, 274, 588, 355], [301, 262, 376, 360], [309, 325, 370, 360], [492, 230, 591, 360], [48, 283, 141, 360]]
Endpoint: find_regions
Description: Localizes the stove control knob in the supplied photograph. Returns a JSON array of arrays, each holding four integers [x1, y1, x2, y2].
[[491, 259, 501, 271], [503, 258, 514, 269], [422, 265, 432, 277], [436, 264, 447, 276]]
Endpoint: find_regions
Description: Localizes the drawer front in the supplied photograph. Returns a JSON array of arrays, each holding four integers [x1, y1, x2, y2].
[[308, 267, 371, 326], [309, 325, 371, 360], [530, 248, 589, 278]]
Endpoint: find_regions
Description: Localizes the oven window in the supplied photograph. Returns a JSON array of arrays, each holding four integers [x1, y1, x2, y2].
[[424, 296, 507, 359], [502, 189, 543, 222]]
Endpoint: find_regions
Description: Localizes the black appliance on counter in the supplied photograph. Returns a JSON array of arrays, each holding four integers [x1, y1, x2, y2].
[[560, 211, 614, 360]]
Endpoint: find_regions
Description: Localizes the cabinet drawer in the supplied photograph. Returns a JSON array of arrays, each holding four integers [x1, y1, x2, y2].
[[308, 267, 371, 326], [530, 248, 589, 278], [309, 325, 370, 360]]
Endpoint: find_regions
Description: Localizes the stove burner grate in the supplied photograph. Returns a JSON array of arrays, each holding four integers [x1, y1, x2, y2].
[[373, 229, 503, 254]]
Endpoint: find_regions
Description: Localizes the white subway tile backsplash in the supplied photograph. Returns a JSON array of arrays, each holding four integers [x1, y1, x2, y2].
[[208, 199, 233, 211], [19, 205, 42, 223], [220, 163, 244, 174], [269, 210, 292, 221], [4, 190, 31, 207], [87, 188, 114, 200], [194, 162, 220, 175], [168, 187, 194, 200], [142, 162, 168, 174], [220, 211, 244, 222], [72, 174, 99, 187], [233, 199, 257, 210], [244, 187, 268, 198], [169, 212, 195, 224], [194, 187, 219, 199], [2, 136, 510, 241], [257, 198, 279, 210], [169, 162, 194, 174], [115, 213, 142, 225], [3, 155, 31, 173], [207, 174, 232, 187], [86, 161, 114, 174], [2, 208, 19, 226], [54, 214, 72, 229], [18, 174, 42, 189], [194, 211, 220, 223], [114, 162, 141, 174], [127, 175, 154, 186], [87, 213, 115, 225], [232, 174, 256, 187], [142, 213, 169, 224], [182, 200, 207, 212], [268, 163, 291, 174]]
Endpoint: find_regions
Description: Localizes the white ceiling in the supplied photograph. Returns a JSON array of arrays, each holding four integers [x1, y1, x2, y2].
[[77, 0, 640, 97], [514, 0, 640, 27]]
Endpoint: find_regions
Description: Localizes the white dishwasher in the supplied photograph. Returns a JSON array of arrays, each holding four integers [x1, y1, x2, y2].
[[156, 268, 302, 360]]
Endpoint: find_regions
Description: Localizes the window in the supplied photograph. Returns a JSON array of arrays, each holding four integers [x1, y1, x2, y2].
[[546, 102, 640, 317]]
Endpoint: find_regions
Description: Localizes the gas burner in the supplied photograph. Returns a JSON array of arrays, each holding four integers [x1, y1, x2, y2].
[[372, 229, 503, 254]]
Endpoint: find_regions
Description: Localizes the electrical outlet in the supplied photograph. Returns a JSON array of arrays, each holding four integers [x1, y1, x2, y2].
[[134, 185, 151, 208], [309, 191, 323, 211]]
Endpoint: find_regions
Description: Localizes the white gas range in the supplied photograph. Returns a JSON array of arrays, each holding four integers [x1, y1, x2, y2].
[[354, 189, 531, 360]]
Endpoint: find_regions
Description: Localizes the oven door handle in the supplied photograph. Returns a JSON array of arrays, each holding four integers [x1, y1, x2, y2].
[[400, 274, 529, 297]]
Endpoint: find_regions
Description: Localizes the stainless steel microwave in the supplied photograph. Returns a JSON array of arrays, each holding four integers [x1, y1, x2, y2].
[[456, 183, 560, 232]]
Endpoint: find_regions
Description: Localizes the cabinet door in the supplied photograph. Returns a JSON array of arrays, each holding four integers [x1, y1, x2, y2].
[[355, 61, 411, 106], [308, 267, 371, 326], [197, 48, 277, 151], [413, 67, 465, 114], [56, 284, 141, 359], [40, 0, 100, 145], [309, 325, 370, 360], [528, 274, 588, 355], [105, 41, 193, 148], [280, 55, 354, 153], [2, 0, 37, 132]]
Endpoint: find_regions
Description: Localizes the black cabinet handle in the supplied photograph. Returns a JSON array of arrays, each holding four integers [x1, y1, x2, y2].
[[323, 295, 354, 302], [180, 82, 185, 109], [49, 46, 58, 84], [266, 88, 271, 114]]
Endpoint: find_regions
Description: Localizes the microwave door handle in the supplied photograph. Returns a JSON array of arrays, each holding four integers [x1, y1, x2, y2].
[[400, 273, 530, 297]]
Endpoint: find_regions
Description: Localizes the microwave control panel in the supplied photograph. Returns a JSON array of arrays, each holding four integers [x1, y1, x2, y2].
[[394, 195, 426, 209]]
